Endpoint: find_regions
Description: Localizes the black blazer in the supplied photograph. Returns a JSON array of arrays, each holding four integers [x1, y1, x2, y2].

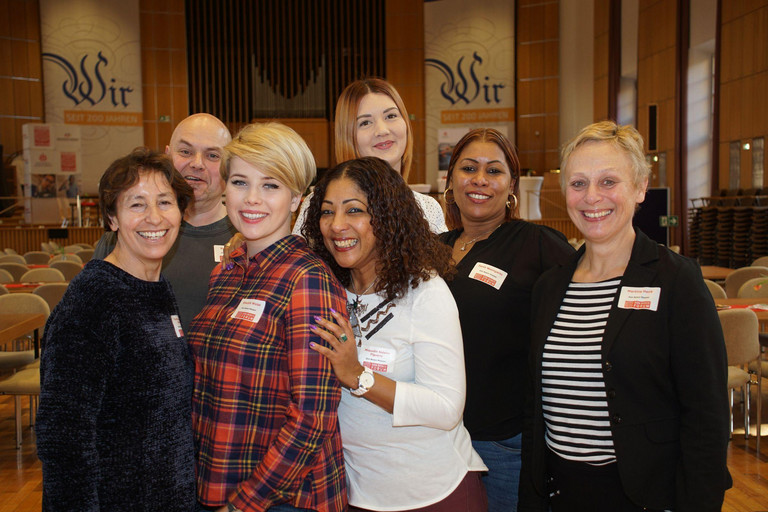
[[519, 229, 732, 512]]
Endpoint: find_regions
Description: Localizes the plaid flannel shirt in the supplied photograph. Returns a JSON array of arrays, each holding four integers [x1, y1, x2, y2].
[[188, 235, 348, 512]]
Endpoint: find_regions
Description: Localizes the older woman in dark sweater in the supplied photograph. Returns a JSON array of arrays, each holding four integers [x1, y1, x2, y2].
[[36, 148, 196, 511]]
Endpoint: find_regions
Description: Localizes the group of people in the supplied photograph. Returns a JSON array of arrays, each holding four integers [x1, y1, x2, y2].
[[34, 77, 732, 512]]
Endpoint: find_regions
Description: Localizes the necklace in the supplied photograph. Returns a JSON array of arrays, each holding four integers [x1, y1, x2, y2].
[[347, 278, 377, 316], [458, 224, 502, 251]]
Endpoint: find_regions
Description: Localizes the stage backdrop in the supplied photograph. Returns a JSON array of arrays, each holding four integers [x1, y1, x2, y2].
[[424, 0, 515, 189], [39, 0, 143, 196]]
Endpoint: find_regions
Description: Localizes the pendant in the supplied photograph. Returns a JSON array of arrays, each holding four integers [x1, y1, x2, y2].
[[348, 298, 368, 316]]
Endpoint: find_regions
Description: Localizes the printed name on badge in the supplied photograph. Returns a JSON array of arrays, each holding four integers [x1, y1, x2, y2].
[[171, 315, 184, 337], [232, 299, 266, 324], [214, 244, 225, 263], [468, 262, 507, 290], [618, 286, 661, 311], [360, 346, 397, 373]]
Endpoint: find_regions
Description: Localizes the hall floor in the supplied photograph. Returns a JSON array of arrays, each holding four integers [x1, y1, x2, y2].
[[0, 393, 767, 511]]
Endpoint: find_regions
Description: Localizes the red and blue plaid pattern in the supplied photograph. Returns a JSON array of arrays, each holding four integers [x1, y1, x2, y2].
[[188, 235, 348, 512]]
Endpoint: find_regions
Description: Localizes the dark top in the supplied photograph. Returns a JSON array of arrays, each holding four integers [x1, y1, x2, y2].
[[92, 216, 239, 332], [519, 229, 732, 511], [36, 260, 196, 512], [440, 220, 574, 439]]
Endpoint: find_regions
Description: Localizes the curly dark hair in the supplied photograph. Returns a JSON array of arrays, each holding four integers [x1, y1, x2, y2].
[[302, 157, 454, 301]]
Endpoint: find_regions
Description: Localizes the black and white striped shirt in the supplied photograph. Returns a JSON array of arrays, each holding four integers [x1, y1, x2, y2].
[[542, 279, 621, 466]]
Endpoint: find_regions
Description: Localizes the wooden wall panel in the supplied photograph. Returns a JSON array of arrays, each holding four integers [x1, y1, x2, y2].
[[139, 0, 188, 151], [719, 1, 768, 191], [517, 0, 560, 174], [0, 0, 43, 157], [593, 0, 610, 120]]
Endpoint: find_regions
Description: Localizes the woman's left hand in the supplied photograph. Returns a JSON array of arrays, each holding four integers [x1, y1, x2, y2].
[[311, 309, 364, 389]]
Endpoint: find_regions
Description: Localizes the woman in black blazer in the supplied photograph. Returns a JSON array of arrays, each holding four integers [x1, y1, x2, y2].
[[518, 121, 731, 512]]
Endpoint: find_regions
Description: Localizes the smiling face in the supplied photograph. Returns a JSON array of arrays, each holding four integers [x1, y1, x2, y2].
[[166, 115, 230, 209], [108, 171, 182, 275], [319, 177, 379, 285], [564, 141, 647, 247], [450, 140, 515, 228], [354, 93, 407, 172], [225, 156, 300, 256]]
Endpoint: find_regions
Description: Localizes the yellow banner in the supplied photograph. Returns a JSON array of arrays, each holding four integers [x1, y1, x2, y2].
[[441, 107, 515, 124], [64, 110, 143, 126]]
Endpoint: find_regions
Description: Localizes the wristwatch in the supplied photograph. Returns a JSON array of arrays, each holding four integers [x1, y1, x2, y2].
[[227, 503, 243, 512], [351, 367, 375, 396]]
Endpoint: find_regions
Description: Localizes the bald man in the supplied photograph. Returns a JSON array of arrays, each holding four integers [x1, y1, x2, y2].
[[94, 114, 238, 331]]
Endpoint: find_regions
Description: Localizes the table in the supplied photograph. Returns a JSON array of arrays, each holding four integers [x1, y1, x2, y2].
[[701, 265, 735, 281], [0, 313, 46, 358]]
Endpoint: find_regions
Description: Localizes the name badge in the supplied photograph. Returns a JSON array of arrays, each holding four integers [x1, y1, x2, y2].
[[214, 244, 225, 263], [171, 315, 184, 337], [468, 262, 507, 290], [232, 299, 266, 323], [618, 286, 661, 311], [360, 346, 397, 373]]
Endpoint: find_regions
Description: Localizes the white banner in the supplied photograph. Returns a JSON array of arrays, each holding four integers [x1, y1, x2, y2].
[[425, 0, 515, 188], [39, 0, 143, 195]]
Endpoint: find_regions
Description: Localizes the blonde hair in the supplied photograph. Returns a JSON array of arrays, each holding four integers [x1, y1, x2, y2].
[[334, 78, 414, 180], [221, 122, 316, 196], [560, 120, 650, 193]]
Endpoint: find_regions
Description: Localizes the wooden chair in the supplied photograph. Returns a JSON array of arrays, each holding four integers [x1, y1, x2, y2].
[[0, 269, 13, 284], [49, 253, 82, 265], [0, 254, 26, 265], [22, 251, 51, 265], [49, 261, 82, 282], [738, 277, 768, 298], [704, 279, 727, 300], [753, 256, 768, 267], [0, 263, 28, 281], [33, 283, 69, 311], [19, 268, 66, 283], [0, 368, 40, 448], [725, 266, 768, 297], [720, 308, 762, 440]]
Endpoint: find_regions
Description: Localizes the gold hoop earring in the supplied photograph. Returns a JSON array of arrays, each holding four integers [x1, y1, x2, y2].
[[443, 187, 455, 205], [507, 194, 518, 211]]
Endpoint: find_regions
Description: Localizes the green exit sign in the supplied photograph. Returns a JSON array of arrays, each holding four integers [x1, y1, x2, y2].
[[658, 215, 679, 227]]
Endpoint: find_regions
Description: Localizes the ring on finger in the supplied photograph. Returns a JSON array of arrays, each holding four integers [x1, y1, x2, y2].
[[339, 333, 348, 343]]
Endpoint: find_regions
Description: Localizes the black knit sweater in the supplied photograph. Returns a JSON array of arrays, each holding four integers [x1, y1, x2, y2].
[[36, 260, 196, 511]]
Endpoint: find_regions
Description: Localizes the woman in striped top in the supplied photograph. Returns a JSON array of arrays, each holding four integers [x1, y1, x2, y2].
[[519, 121, 731, 512]]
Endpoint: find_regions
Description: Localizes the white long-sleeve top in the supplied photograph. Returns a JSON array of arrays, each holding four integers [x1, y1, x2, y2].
[[338, 276, 486, 511]]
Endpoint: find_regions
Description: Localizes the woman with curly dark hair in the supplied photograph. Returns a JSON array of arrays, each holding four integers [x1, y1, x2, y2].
[[305, 156, 487, 512]]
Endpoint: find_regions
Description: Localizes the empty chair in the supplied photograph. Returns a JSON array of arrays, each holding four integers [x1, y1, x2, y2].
[[76, 243, 94, 249], [0, 368, 40, 448], [752, 256, 768, 267], [75, 248, 94, 263], [61, 244, 82, 253], [720, 308, 762, 439], [669, 245, 681, 254], [0, 268, 13, 283], [19, 268, 66, 283], [40, 242, 54, 253], [704, 279, 727, 300], [49, 253, 83, 265], [0, 285, 7, 295], [0, 293, 50, 353], [4, 248, 18, 255], [33, 283, 69, 311], [0, 262, 28, 281], [738, 277, 768, 298], [49, 261, 82, 281], [725, 266, 768, 297], [0, 254, 26, 265], [23, 251, 51, 265]]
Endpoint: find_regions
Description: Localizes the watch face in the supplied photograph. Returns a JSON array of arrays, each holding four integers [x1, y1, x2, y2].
[[359, 370, 375, 389]]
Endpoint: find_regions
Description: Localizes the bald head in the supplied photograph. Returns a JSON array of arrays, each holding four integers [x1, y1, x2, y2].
[[169, 113, 231, 150], [166, 114, 232, 216]]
